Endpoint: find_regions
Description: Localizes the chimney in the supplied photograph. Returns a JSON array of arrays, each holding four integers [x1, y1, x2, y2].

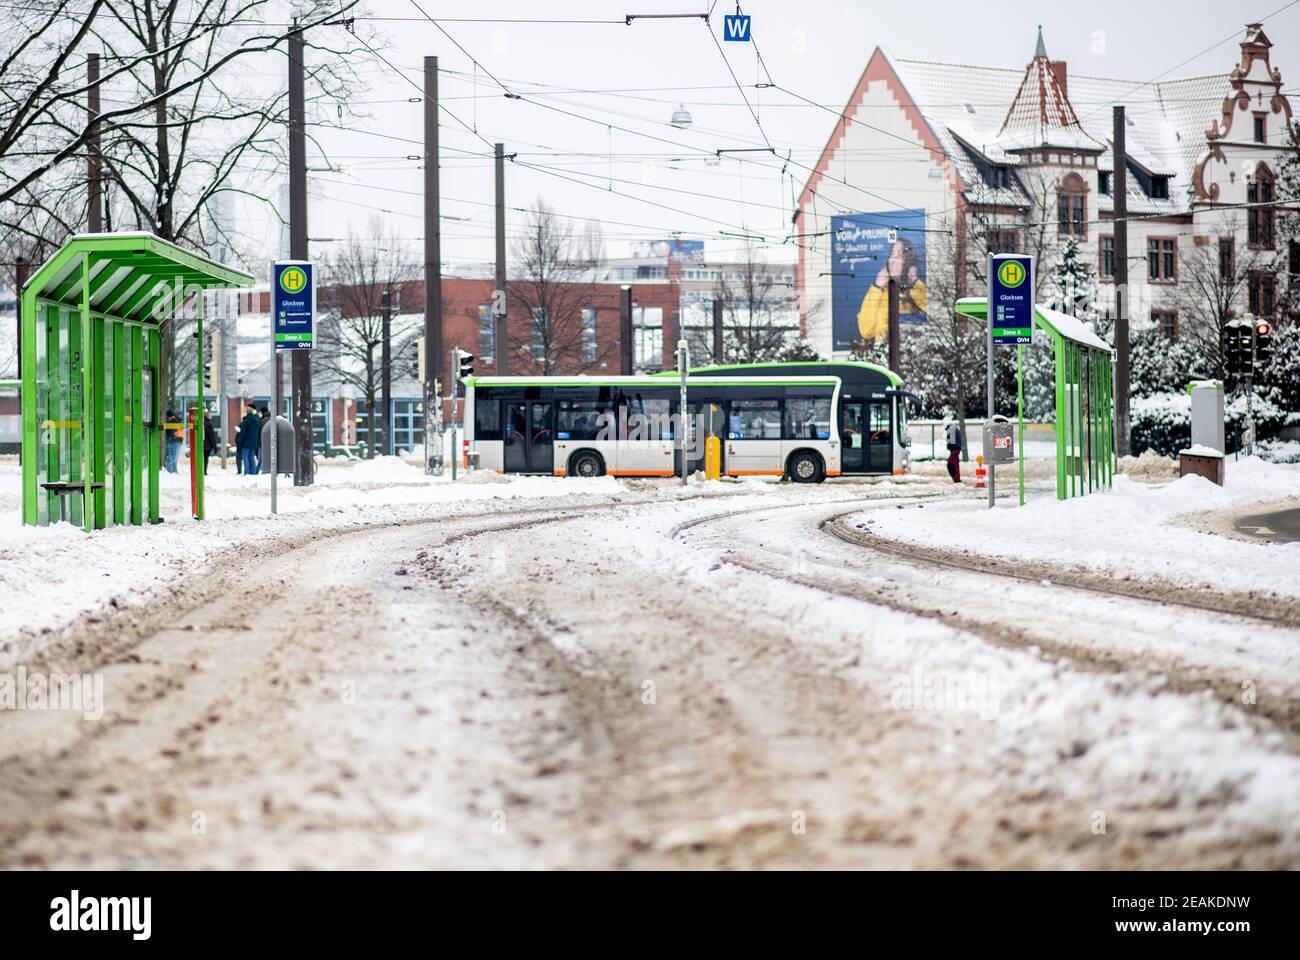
[[1050, 61, 1068, 98]]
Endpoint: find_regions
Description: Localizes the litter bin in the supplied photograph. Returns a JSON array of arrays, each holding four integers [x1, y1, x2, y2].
[[260, 415, 296, 475]]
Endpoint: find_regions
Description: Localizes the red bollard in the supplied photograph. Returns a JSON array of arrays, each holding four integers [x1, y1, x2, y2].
[[188, 406, 199, 519]]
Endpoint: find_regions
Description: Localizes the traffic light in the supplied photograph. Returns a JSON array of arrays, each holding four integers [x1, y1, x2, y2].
[[203, 329, 222, 392], [1254, 320, 1273, 367], [1223, 320, 1252, 377], [455, 348, 475, 381]]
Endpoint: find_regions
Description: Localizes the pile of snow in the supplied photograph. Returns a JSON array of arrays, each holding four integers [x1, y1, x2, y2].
[[1116, 449, 1177, 479], [862, 456, 1300, 597]]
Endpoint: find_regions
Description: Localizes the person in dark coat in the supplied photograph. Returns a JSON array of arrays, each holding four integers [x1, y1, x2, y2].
[[202, 410, 218, 475], [945, 419, 963, 484], [236, 403, 261, 476], [163, 408, 183, 474]]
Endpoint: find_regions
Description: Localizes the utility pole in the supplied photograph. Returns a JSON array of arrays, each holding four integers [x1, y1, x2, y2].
[[288, 23, 313, 486], [87, 52, 101, 232], [494, 142, 507, 375], [380, 288, 392, 456], [424, 56, 443, 475], [887, 276, 901, 375], [712, 297, 724, 364], [620, 285, 634, 374], [1112, 105, 1131, 458]]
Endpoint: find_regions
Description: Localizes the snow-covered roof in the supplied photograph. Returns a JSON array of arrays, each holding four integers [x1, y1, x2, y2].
[[1035, 304, 1111, 353], [884, 31, 1293, 216]]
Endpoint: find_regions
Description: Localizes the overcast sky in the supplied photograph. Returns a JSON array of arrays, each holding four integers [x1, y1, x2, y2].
[[246, 0, 1300, 275]]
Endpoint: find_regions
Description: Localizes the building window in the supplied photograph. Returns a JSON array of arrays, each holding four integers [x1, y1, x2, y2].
[[1290, 240, 1300, 275], [1248, 272, 1276, 318], [477, 304, 495, 364], [391, 399, 424, 452], [1056, 173, 1087, 237], [986, 228, 1019, 254], [1148, 238, 1176, 282], [1151, 310, 1178, 339], [1253, 114, 1266, 143], [1247, 165, 1275, 249], [1098, 171, 1110, 196], [1100, 236, 1115, 279], [580, 307, 597, 362], [1218, 237, 1235, 281], [1150, 176, 1169, 200]]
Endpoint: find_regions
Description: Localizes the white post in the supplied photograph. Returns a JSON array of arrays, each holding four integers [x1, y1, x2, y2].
[[678, 339, 689, 486]]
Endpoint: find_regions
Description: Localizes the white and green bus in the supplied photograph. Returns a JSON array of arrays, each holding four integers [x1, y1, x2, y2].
[[465, 374, 856, 482]]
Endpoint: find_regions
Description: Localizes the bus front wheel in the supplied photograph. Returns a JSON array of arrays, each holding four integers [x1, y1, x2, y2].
[[569, 451, 605, 478], [787, 451, 825, 484]]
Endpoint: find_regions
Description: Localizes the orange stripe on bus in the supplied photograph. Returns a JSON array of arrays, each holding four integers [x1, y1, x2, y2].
[[726, 470, 783, 476], [610, 470, 674, 477]]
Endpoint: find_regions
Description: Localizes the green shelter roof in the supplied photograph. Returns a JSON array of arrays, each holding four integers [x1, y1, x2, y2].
[[22, 232, 253, 322], [954, 297, 1112, 353]]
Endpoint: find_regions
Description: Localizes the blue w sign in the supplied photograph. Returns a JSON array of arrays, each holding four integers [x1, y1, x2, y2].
[[723, 14, 751, 41]]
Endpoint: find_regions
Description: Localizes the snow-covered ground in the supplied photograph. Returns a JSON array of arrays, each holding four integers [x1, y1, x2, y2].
[[859, 456, 1300, 599], [0, 455, 641, 664]]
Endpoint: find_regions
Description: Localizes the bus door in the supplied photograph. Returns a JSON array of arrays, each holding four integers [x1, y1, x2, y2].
[[725, 398, 783, 475], [867, 400, 893, 473], [503, 401, 553, 473], [683, 401, 725, 475], [841, 399, 866, 473]]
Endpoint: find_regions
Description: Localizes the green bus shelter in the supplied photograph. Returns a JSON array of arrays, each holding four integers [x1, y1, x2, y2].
[[955, 297, 1115, 501], [20, 232, 252, 530]]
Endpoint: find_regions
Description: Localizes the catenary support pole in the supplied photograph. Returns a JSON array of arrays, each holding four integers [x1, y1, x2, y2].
[[289, 23, 313, 486], [620, 285, 634, 374], [424, 56, 443, 475], [87, 53, 102, 233], [495, 142, 507, 375], [887, 277, 900, 376], [1112, 105, 1131, 458], [381, 288, 392, 456], [712, 297, 724, 364]]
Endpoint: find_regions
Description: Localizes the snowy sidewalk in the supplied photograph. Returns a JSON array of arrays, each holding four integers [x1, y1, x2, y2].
[[857, 457, 1300, 601]]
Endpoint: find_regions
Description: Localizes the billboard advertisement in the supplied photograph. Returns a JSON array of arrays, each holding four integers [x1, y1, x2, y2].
[[830, 209, 928, 352]]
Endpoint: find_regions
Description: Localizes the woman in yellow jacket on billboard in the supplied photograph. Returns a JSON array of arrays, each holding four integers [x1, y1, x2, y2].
[[856, 238, 927, 340]]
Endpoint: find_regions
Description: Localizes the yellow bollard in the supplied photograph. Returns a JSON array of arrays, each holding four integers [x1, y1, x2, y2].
[[705, 435, 722, 480]]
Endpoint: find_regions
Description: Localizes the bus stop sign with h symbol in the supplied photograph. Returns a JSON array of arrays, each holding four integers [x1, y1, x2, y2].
[[989, 254, 1034, 345]]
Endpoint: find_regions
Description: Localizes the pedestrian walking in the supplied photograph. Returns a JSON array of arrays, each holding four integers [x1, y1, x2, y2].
[[163, 408, 183, 474], [203, 410, 218, 476], [235, 403, 261, 477], [945, 419, 962, 484]]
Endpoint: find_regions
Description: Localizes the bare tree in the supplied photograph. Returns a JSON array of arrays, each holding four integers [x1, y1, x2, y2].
[[1, 0, 367, 408], [508, 201, 607, 375], [710, 244, 800, 363], [1170, 218, 1265, 379], [317, 221, 420, 458], [903, 220, 984, 456]]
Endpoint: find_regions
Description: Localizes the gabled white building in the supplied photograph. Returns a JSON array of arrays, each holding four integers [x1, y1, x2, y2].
[[794, 24, 1297, 358]]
